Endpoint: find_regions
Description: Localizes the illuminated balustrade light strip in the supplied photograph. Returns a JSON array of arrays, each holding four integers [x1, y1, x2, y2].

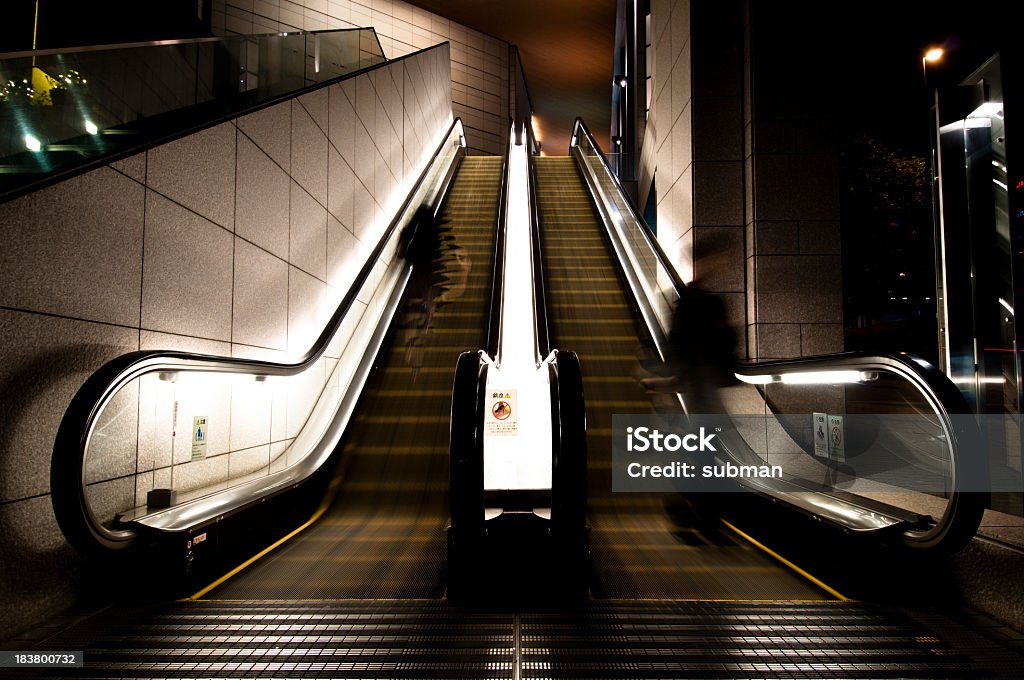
[[736, 370, 877, 385]]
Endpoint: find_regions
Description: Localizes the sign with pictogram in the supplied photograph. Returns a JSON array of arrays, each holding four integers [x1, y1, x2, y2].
[[812, 412, 828, 458], [827, 414, 845, 462], [192, 416, 208, 461], [486, 389, 518, 436]]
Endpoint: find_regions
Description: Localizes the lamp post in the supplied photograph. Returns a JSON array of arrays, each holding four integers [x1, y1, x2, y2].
[[922, 47, 944, 80], [922, 46, 948, 373]]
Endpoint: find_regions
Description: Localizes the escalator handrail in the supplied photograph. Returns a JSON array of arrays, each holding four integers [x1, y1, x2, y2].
[[568, 118, 984, 549], [51, 116, 468, 551], [570, 117, 686, 297], [526, 120, 551, 360], [734, 349, 985, 548], [735, 350, 972, 416], [486, 125, 511, 360], [571, 116, 973, 427]]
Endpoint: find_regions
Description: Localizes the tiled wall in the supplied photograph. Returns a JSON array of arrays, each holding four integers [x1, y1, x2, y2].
[[645, 0, 747, 349], [211, 0, 510, 155], [640, 0, 841, 361], [742, 1, 842, 360], [646, 0, 696, 282], [0, 43, 452, 640]]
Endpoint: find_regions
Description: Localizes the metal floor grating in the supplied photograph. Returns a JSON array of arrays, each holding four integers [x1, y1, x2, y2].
[[6, 599, 1019, 678]]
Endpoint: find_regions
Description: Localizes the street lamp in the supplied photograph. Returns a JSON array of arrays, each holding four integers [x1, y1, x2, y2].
[[922, 45, 948, 372], [922, 47, 944, 79]]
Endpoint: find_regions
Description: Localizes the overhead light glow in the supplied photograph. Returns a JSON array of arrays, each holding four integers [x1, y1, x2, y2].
[[24, 134, 41, 151], [924, 48, 944, 62], [85, 120, 98, 135]]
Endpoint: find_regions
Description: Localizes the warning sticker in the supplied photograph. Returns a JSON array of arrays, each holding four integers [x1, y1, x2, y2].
[[486, 389, 518, 436], [827, 414, 845, 462], [812, 412, 828, 458], [192, 416, 208, 461]]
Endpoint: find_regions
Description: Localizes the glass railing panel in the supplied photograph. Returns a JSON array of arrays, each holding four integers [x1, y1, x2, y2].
[[723, 360, 981, 530], [760, 376, 952, 501], [572, 126, 676, 348], [604, 151, 638, 182], [0, 29, 384, 199]]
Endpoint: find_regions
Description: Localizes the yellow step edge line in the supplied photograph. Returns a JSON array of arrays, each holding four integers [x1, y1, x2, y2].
[[188, 469, 348, 600], [191, 597, 442, 603], [590, 597, 849, 603], [719, 519, 850, 602]]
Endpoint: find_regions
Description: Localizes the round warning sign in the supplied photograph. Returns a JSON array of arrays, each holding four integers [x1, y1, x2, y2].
[[492, 401, 511, 420]]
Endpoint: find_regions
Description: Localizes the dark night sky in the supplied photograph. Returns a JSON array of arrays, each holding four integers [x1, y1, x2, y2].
[[810, 2, 1001, 154], [0, 1, 211, 53], [2, 1, 1005, 158]]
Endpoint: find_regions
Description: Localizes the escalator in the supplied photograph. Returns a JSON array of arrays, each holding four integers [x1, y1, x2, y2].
[[564, 117, 986, 552], [535, 156, 826, 600], [13, 108, 1021, 675], [202, 156, 503, 600], [15, 144, 1017, 680]]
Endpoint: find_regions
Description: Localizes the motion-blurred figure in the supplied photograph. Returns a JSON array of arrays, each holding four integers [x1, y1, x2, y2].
[[641, 279, 737, 414], [397, 205, 471, 378]]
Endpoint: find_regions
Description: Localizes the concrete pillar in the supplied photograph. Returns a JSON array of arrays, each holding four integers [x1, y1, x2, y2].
[[690, 0, 747, 356], [742, 1, 843, 361]]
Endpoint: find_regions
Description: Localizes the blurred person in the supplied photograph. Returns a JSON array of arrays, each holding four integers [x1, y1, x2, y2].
[[641, 277, 737, 414], [396, 206, 471, 377]]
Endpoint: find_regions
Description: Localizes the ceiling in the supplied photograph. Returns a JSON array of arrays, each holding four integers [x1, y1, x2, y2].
[[405, 0, 617, 155]]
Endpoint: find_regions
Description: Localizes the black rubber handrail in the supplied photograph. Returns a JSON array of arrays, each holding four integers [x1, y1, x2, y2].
[[486, 124, 511, 360], [52, 116, 468, 552], [569, 117, 985, 551], [735, 350, 985, 550], [735, 350, 970, 413], [526, 120, 551, 360], [572, 116, 975, 423], [571, 117, 686, 297]]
